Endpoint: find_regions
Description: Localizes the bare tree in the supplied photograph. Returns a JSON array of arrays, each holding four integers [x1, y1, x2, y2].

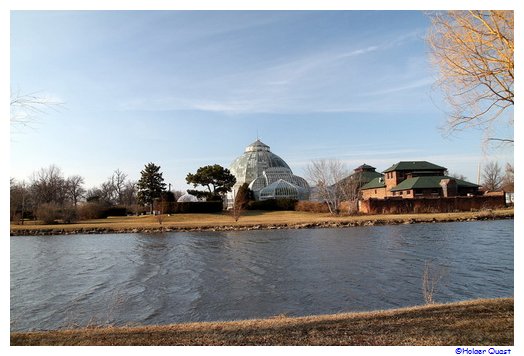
[[65, 175, 86, 207], [307, 159, 348, 215], [153, 198, 167, 225], [449, 172, 467, 181], [482, 161, 504, 191], [339, 171, 364, 214], [501, 163, 514, 192], [85, 187, 104, 203], [10, 178, 29, 224], [100, 180, 117, 205], [29, 165, 67, 206], [427, 11, 514, 143], [111, 169, 128, 205], [88, 170, 131, 206], [10, 91, 63, 132], [121, 180, 138, 207], [26, 165, 84, 223]]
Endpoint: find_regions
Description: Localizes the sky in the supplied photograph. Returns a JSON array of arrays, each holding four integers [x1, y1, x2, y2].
[[9, 10, 514, 191]]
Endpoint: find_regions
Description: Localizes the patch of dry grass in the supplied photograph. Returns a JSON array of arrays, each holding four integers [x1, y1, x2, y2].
[[10, 208, 514, 233], [10, 298, 513, 346]]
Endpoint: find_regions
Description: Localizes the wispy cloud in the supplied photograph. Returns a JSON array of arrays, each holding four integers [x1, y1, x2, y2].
[[338, 46, 379, 58], [362, 77, 433, 96], [119, 28, 428, 115]]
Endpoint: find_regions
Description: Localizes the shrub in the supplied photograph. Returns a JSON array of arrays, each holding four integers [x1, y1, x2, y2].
[[103, 206, 128, 217], [246, 199, 297, 211], [78, 203, 107, 220], [11, 213, 23, 225], [295, 201, 330, 213], [77, 203, 129, 220], [61, 207, 78, 224], [170, 201, 223, 213], [36, 203, 61, 224], [339, 200, 359, 215]]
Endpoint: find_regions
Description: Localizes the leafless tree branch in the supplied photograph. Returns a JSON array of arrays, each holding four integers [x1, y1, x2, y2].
[[427, 10, 513, 143], [10, 90, 64, 131]]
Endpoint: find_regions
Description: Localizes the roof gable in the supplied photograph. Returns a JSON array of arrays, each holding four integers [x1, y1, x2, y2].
[[383, 161, 447, 173], [354, 163, 376, 172]]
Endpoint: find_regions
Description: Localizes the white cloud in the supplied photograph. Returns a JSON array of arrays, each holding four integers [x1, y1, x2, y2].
[[362, 77, 434, 96], [118, 28, 429, 115]]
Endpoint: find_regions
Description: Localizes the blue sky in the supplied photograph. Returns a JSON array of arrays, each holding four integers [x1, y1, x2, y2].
[[10, 10, 514, 191]]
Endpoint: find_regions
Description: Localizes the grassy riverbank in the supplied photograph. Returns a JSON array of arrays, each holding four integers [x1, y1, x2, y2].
[[10, 208, 513, 235], [10, 298, 513, 346]]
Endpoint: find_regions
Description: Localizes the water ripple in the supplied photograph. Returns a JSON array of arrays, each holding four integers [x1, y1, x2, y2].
[[10, 220, 514, 331]]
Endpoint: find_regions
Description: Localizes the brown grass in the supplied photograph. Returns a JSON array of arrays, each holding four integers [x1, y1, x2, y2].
[[10, 298, 513, 346], [10, 208, 514, 234]]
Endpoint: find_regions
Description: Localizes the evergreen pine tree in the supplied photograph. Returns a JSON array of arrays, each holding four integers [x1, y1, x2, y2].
[[137, 163, 167, 212]]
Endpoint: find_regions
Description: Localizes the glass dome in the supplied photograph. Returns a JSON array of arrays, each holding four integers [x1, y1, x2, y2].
[[229, 139, 291, 186], [177, 192, 198, 202], [228, 139, 310, 205], [257, 179, 310, 201]]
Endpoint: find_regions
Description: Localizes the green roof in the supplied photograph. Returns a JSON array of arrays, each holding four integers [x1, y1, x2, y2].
[[355, 163, 376, 171], [337, 170, 383, 188], [354, 170, 383, 183], [383, 161, 446, 173], [360, 176, 386, 190], [390, 176, 479, 192]]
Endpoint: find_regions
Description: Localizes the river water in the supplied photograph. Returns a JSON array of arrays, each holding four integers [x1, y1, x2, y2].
[[10, 219, 513, 331]]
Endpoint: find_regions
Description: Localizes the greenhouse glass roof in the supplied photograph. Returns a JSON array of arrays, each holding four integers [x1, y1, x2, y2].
[[229, 139, 291, 186], [228, 139, 310, 203]]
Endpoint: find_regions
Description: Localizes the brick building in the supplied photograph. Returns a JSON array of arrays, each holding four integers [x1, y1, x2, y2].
[[339, 163, 383, 188], [360, 161, 480, 200]]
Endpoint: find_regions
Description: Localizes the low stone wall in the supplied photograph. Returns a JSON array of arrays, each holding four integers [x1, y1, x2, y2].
[[359, 195, 506, 214]]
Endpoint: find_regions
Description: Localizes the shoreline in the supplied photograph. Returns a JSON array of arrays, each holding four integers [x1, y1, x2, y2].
[[10, 297, 514, 346], [10, 209, 514, 236]]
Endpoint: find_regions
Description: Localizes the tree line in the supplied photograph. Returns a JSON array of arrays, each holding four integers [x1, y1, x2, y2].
[[10, 162, 238, 225]]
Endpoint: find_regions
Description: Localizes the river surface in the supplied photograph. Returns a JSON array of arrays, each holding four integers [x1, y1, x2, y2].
[[10, 220, 513, 331]]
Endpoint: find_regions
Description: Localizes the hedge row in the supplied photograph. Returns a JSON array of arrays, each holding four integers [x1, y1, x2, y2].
[[31, 199, 330, 225], [294, 200, 330, 213], [77, 203, 130, 220], [243, 199, 331, 212], [166, 201, 224, 214], [246, 199, 297, 211]]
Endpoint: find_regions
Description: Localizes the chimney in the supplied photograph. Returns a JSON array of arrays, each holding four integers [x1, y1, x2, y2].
[[440, 178, 458, 197]]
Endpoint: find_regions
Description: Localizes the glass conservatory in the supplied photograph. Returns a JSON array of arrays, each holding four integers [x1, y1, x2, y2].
[[258, 179, 310, 201], [228, 139, 310, 206]]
